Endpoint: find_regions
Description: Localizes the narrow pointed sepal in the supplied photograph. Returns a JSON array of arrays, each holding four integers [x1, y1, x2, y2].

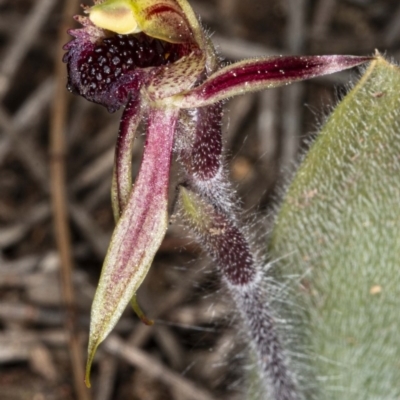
[[111, 93, 143, 222], [173, 55, 374, 108], [131, 294, 154, 326], [85, 106, 179, 388]]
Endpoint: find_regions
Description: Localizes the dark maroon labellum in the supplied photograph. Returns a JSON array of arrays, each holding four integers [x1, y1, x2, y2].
[[63, 32, 194, 112]]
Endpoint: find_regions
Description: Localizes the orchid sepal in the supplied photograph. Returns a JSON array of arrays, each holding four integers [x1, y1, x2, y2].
[[111, 93, 143, 221], [85, 106, 179, 388], [131, 294, 154, 326], [173, 55, 374, 108]]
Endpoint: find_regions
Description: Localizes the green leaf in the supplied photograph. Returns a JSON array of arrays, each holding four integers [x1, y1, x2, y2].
[[268, 56, 400, 399]]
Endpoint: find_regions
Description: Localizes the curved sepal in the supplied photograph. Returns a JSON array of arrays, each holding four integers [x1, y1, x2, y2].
[[85, 106, 179, 387], [174, 55, 374, 108], [111, 93, 143, 222], [131, 294, 154, 326]]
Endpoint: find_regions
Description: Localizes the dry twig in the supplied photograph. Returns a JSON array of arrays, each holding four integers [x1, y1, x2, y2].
[[49, 0, 90, 399]]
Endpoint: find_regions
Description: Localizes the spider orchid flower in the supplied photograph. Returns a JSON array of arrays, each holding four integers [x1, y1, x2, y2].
[[63, 0, 372, 389]]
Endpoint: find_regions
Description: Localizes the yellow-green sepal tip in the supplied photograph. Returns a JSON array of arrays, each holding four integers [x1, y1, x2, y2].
[[88, 0, 142, 35], [84, 341, 100, 389], [131, 294, 154, 326]]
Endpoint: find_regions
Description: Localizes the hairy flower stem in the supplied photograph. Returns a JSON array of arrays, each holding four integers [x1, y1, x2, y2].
[[177, 187, 299, 400], [177, 98, 299, 398]]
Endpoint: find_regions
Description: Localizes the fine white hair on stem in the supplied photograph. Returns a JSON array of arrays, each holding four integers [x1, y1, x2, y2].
[[176, 181, 309, 399]]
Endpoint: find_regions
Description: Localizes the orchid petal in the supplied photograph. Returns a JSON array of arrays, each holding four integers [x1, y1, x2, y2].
[[85, 106, 179, 387], [173, 55, 373, 108], [111, 93, 143, 222]]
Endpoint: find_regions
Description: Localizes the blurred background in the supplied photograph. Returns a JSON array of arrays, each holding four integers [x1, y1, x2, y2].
[[0, 0, 399, 399]]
